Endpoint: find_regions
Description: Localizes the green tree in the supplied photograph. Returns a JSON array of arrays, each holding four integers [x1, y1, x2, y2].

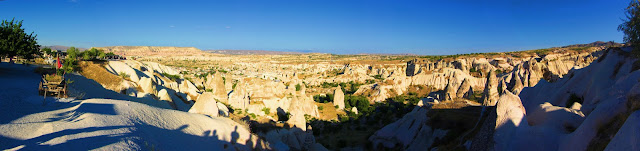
[[97, 49, 106, 59], [63, 47, 80, 73], [41, 47, 52, 56], [0, 18, 40, 62], [82, 51, 91, 60], [619, 0, 640, 56]]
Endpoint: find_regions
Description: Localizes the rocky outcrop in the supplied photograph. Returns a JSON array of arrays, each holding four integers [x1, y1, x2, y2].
[[333, 86, 345, 110], [286, 107, 307, 131], [228, 82, 250, 110], [406, 59, 419, 76], [178, 79, 199, 98], [105, 61, 141, 82], [456, 78, 473, 99], [139, 77, 156, 95], [467, 47, 640, 151], [443, 76, 461, 100], [217, 102, 230, 117], [369, 105, 447, 150], [508, 72, 524, 95], [188, 92, 219, 117], [605, 110, 640, 151], [205, 72, 227, 101], [351, 107, 358, 115], [486, 91, 528, 151], [157, 89, 177, 109], [481, 70, 499, 106], [265, 128, 320, 151]]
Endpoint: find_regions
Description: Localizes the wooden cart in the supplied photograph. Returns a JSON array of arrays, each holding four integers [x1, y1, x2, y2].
[[38, 74, 67, 98]]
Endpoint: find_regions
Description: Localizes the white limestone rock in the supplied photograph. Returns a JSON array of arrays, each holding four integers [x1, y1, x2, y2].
[[188, 92, 219, 117], [333, 86, 345, 110]]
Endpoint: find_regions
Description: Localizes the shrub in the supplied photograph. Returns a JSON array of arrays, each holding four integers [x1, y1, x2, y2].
[[249, 113, 256, 119], [304, 114, 312, 121], [365, 79, 376, 84], [278, 112, 291, 121], [162, 72, 181, 81], [262, 107, 270, 115], [295, 84, 302, 91], [344, 95, 370, 113], [313, 94, 334, 103], [318, 106, 324, 110], [372, 74, 383, 80], [118, 72, 129, 78]]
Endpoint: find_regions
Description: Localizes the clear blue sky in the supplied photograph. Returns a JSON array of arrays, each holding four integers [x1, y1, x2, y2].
[[0, 0, 629, 55]]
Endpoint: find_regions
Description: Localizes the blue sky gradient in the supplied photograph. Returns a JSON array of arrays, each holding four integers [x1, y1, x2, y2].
[[0, 0, 629, 55]]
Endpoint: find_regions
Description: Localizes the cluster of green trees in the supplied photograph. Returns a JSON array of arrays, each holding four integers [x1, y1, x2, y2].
[[344, 95, 371, 114], [0, 18, 40, 61], [82, 48, 106, 60], [620, 0, 640, 56], [60, 47, 81, 74], [313, 93, 334, 103]]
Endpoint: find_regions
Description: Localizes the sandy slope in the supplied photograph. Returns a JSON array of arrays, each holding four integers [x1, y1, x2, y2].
[[0, 63, 267, 150]]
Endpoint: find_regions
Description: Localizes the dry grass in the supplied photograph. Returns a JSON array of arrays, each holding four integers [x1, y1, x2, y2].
[[44, 74, 63, 82], [315, 102, 345, 121], [431, 100, 472, 109], [77, 61, 124, 91], [406, 85, 434, 97]]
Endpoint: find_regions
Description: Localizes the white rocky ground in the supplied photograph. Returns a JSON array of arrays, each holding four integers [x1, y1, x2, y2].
[[0, 63, 268, 150]]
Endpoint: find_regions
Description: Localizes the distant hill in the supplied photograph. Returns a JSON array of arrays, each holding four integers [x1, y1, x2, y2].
[[561, 41, 623, 48], [205, 50, 303, 55], [40, 45, 88, 51], [355, 53, 419, 56], [95, 46, 205, 56]]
